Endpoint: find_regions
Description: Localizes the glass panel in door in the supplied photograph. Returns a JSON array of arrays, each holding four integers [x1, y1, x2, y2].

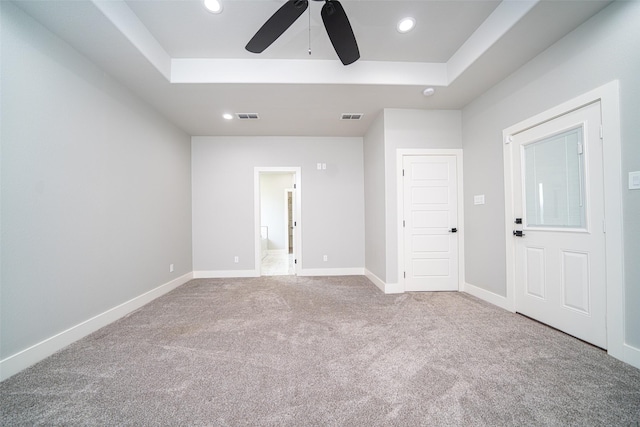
[[523, 126, 586, 229]]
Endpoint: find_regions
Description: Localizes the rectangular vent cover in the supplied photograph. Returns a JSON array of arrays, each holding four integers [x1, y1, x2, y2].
[[236, 113, 260, 120], [340, 113, 364, 120]]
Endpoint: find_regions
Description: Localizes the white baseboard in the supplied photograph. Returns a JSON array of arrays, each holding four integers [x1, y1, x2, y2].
[[621, 343, 640, 370], [463, 281, 513, 312], [0, 272, 193, 382], [299, 267, 364, 276], [193, 270, 259, 278], [193, 268, 364, 278], [364, 269, 386, 292], [383, 282, 404, 294], [364, 269, 403, 294]]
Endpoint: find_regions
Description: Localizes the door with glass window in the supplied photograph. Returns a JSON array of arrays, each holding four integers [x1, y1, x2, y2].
[[511, 101, 606, 348]]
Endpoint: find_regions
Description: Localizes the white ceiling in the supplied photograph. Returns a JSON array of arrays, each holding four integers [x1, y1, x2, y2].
[[14, 0, 611, 136]]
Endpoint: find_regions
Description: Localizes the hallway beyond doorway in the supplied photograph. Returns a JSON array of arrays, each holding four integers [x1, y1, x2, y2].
[[261, 253, 295, 276]]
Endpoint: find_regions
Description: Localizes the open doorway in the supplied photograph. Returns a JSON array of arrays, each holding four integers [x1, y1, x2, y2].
[[285, 189, 294, 255], [255, 168, 301, 276]]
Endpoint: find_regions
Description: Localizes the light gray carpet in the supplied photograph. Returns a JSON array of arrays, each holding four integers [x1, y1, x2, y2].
[[1, 276, 639, 426]]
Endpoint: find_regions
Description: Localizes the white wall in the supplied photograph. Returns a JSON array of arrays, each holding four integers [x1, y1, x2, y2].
[[1, 1, 192, 372], [192, 136, 364, 275], [260, 173, 294, 251], [462, 1, 640, 348]]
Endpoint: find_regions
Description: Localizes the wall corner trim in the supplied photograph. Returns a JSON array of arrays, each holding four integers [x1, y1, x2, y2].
[[0, 272, 194, 382]]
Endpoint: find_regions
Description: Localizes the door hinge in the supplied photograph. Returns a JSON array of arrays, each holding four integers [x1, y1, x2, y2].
[[603, 219, 606, 233], [294, 259, 297, 264], [293, 183, 297, 189], [294, 221, 296, 227], [402, 169, 405, 177], [403, 220, 405, 228], [404, 271, 406, 279], [599, 125, 604, 140]]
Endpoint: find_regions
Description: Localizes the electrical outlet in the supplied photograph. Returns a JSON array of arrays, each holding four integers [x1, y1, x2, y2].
[[323, 255, 328, 262], [234, 256, 239, 263], [169, 264, 174, 273]]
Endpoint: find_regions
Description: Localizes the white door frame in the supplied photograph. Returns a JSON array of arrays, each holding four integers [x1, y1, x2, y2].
[[397, 149, 465, 292], [502, 81, 633, 365], [254, 167, 302, 276]]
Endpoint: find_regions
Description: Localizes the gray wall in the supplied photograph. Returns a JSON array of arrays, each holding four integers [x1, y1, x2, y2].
[[363, 112, 386, 281], [362, 109, 462, 284], [383, 109, 462, 283], [192, 136, 365, 273], [461, 1, 640, 347], [1, 2, 192, 359]]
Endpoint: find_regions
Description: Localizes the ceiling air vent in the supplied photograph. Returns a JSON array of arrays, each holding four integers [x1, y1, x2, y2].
[[236, 113, 260, 120], [340, 113, 363, 120]]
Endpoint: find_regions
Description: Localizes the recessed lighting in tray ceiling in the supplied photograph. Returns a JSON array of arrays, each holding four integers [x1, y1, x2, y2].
[[397, 17, 415, 33], [204, 0, 223, 14], [222, 113, 233, 120]]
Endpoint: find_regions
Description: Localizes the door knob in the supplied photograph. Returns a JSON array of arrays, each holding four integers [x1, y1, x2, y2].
[[449, 228, 458, 233]]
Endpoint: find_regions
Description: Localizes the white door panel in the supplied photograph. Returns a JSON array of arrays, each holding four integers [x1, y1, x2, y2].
[[525, 246, 546, 299], [511, 101, 606, 348], [403, 155, 458, 292]]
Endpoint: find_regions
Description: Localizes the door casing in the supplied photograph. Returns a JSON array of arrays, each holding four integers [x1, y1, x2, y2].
[[503, 81, 628, 364], [397, 149, 465, 292]]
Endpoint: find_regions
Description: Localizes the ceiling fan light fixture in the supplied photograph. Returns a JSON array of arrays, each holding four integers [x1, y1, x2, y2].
[[397, 17, 415, 33], [204, 0, 223, 14]]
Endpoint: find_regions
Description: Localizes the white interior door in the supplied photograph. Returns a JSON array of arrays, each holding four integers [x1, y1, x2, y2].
[[403, 155, 458, 291], [511, 101, 606, 348]]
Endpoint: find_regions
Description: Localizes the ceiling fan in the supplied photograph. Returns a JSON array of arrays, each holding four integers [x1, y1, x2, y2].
[[245, 0, 360, 66]]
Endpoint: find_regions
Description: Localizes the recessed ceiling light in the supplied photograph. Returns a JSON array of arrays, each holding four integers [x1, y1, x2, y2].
[[397, 17, 415, 33], [222, 113, 233, 120], [204, 0, 223, 14]]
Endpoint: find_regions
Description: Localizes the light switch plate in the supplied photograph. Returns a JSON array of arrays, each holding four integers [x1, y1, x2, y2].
[[474, 195, 485, 205], [630, 171, 640, 190]]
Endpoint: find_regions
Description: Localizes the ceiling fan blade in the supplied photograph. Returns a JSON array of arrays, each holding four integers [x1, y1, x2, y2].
[[321, 0, 360, 65], [246, 0, 309, 53]]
